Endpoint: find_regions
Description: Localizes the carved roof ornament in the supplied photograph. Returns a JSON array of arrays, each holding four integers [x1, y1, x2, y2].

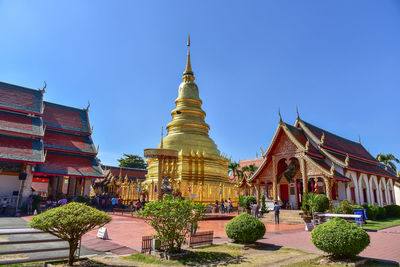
[[296, 106, 300, 121], [160, 126, 164, 148], [358, 135, 362, 144], [39, 81, 47, 93], [305, 139, 309, 151], [320, 132, 325, 145], [260, 147, 264, 157], [330, 162, 335, 175], [345, 153, 349, 166], [278, 108, 282, 123]]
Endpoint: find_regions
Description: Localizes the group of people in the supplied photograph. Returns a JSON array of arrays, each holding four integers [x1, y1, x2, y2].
[[215, 198, 233, 214], [94, 195, 123, 211]]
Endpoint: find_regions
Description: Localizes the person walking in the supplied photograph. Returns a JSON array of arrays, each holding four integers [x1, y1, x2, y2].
[[1, 198, 8, 215], [273, 201, 280, 224], [228, 198, 233, 213], [27, 196, 33, 215]]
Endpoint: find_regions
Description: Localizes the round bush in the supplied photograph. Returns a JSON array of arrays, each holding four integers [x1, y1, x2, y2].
[[363, 204, 379, 220], [314, 194, 329, 212], [341, 200, 354, 214], [311, 217, 370, 259], [225, 213, 266, 244], [384, 205, 400, 217], [377, 207, 387, 219]]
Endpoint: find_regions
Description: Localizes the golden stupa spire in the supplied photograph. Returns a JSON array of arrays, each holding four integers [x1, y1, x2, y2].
[[183, 34, 195, 82], [160, 126, 164, 148]]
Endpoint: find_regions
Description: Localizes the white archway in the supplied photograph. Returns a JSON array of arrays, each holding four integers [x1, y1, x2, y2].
[[358, 174, 370, 205], [345, 171, 359, 204], [386, 179, 394, 205], [379, 178, 388, 206], [369, 176, 380, 206]]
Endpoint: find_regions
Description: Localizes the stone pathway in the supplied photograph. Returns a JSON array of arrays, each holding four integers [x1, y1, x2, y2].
[[82, 215, 400, 264]]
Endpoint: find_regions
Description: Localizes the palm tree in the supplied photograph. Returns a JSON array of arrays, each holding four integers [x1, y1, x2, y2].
[[376, 153, 400, 172], [228, 161, 240, 183], [241, 164, 258, 180]]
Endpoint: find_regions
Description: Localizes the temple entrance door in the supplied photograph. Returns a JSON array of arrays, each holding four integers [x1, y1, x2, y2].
[[280, 184, 289, 207]]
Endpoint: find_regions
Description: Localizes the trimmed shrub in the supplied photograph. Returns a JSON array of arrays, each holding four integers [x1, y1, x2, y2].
[[238, 196, 256, 211], [385, 205, 400, 217], [352, 205, 363, 210], [314, 194, 329, 212], [377, 207, 387, 219], [311, 217, 370, 259], [363, 204, 379, 220], [30, 202, 111, 266], [341, 200, 354, 214], [225, 213, 266, 244]]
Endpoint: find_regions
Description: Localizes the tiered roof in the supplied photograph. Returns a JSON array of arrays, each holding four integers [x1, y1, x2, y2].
[[35, 102, 103, 178], [0, 81, 103, 178], [0, 82, 44, 164], [101, 165, 147, 181], [249, 117, 397, 183]]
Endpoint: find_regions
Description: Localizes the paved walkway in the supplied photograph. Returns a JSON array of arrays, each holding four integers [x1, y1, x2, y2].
[[82, 215, 400, 263], [21, 215, 400, 263]]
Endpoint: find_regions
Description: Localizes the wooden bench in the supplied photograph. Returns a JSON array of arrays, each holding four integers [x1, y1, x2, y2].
[[189, 231, 213, 248], [112, 208, 136, 216], [141, 236, 153, 253]]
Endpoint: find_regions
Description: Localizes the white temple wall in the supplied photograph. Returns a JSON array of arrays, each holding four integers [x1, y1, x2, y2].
[[345, 171, 360, 205], [338, 181, 346, 200], [394, 183, 400, 205]]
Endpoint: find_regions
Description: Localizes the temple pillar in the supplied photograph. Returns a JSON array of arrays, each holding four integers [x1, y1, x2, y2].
[[300, 157, 307, 193], [256, 181, 261, 206], [83, 178, 91, 197], [272, 157, 278, 201], [324, 177, 332, 201], [20, 163, 34, 205], [67, 177, 76, 198], [157, 158, 163, 200]]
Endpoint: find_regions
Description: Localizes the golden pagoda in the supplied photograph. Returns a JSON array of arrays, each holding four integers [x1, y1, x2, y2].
[[144, 35, 239, 203]]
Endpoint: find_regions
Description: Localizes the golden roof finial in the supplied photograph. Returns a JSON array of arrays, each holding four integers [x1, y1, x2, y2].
[[278, 108, 282, 123], [183, 34, 194, 82], [321, 132, 325, 145], [296, 106, 300, 120], [160, 126, 164, 148], [358, 135, 362, 144], [305, 139, 309, 151], [345, 153, 349, 166]]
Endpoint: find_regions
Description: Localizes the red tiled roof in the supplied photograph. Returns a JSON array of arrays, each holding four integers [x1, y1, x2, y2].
[[0, 82, 43, 115], [0, 134, 43, 163], [284, 124, 320, 155], [102, 165, 147, 180], [34, 152, 103, 178], [44, 130, 96, 155], [331, 151, 397, 178], [43, 102, 90, 134], [301, 121, 376, 161], [0, 110, 43, 137]]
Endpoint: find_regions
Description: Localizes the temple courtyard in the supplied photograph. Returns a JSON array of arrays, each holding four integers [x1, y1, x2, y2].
[[4, 214, 397, 265]]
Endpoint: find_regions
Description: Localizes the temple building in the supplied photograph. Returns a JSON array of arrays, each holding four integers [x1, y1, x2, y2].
[[92, 165, 147, 203], [241, 113, 398, 209], [0, 81, 103, 212], [144, 37, 238, 203]]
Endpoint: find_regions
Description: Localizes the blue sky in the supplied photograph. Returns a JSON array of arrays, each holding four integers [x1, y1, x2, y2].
[[1, 1, 399, 167]]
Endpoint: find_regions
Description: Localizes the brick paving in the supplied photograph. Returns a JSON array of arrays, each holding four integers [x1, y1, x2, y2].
[[82, 215, 400, 263], [24, 215, 400, 263]]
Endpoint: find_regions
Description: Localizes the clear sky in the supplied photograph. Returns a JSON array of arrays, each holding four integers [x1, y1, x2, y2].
[[1, 1, 399, 167]]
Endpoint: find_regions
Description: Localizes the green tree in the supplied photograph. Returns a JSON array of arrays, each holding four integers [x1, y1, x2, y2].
[[118, 154, 148, 169], [138, 195, 205, 253], [241, 164, 258, 179], [376, 153, 399, 172], [29, 203, 111, 266]]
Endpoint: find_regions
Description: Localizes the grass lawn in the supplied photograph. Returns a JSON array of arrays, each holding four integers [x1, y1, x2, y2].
[[93, 243, 318, 266], [284, 256, 399, 267], [362, 217, 400, 231]]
